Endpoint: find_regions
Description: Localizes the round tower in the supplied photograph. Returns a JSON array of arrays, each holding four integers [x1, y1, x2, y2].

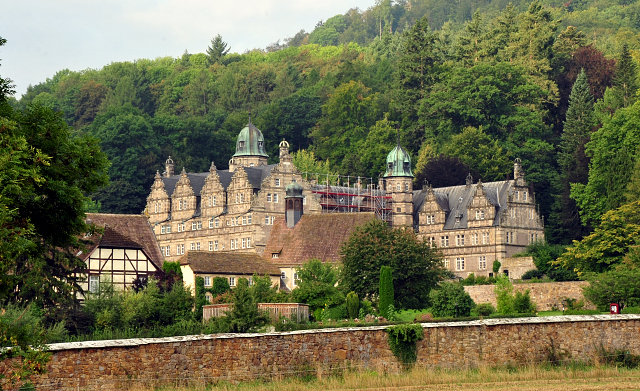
[[384, 140, 414, 228], [229, 117, 269, 171]]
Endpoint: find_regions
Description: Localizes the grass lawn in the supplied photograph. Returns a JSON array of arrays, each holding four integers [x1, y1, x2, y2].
[[538, 311, 564, 316], [396, 309, 430, 322]]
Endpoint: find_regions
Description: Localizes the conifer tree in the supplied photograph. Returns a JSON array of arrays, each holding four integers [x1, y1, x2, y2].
[[379, 266, 394, 319], [612, 43, 639, 109], [552, 69, 595, 242], [206, 34, 230, 65]]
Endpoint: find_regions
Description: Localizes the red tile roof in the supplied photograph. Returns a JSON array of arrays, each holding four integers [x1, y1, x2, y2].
[[84, 213, 163, 268], [179, 251, 281, 276], [263, 213, 376, 266]]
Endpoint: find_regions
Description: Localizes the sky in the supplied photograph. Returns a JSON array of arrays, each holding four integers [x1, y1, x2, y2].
[[1, 0, 376, 97]]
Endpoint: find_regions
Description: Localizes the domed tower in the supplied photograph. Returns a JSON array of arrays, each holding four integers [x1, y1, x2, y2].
[[229, 118, 269, 172], [164, 156, 175, 177], [285, 179, 304, 228], [384, 139, 414, 228]]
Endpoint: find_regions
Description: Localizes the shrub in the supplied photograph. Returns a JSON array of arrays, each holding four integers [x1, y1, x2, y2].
[[622, 306, 640, 314], [494, 275, 514, 314], [475, 303, 496, 316], [428, 282, 475, 318], [493, 260, 501, 274], [521, 269, 545, 280], [346, 291, 359, 319], [513, 290, 536, 313]]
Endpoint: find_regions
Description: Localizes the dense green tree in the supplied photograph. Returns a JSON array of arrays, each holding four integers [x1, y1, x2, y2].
[[378, 265, 394, 318], [206, 34, 230, 64], [393, 15, 438, 151], [583, 267, 640, 311], [557, 201, 640, 274], [291, 259, 343, 314], [514, 241, 577, 281], [413, 154, 478, 188], [552, 69, 596, 242], [221, 278, 269, 333], [341, 219, 444, 309], [611, 43, 639, 109], [345, 291, 359, 319], [571, 101, 640, 226]]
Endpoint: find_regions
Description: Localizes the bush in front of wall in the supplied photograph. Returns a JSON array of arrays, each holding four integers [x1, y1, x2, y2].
[[386, 323, 424, 369]]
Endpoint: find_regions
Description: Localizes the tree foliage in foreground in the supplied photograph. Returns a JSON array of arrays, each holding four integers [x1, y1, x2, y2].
[[340, 219, 444, 309], [291, 259, 343, 314], [583, 266, 640, 311], [428, 282, 475, 318]]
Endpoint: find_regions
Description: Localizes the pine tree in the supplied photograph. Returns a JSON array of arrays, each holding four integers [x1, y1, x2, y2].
[[206, 34, 230, 65], [379, 266, 394, 319], [553, 69, 595, 242], [612, 43, 639, 109]]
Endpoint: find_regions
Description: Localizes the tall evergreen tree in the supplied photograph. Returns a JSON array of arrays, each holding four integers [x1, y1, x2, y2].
[[612, 43, 639, 109], [551, 69, 595, 243], [378, 266, 394, 319], [393, 16, 438, 151], [206, 34, 230, 65]]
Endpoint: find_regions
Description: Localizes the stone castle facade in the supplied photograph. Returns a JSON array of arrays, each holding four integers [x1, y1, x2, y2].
[[146, 120, 544, 278]]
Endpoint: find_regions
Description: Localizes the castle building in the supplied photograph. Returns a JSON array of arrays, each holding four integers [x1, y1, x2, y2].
[[146, 121, 544, 283]]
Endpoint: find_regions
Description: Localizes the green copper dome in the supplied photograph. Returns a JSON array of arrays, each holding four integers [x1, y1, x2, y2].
[[285, 179, 304, 198], [233, 120, 269, 158], [384, 142, 413, 178]]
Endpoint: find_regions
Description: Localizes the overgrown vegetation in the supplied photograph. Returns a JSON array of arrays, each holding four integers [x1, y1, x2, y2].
[[386, 323, 424, 369]]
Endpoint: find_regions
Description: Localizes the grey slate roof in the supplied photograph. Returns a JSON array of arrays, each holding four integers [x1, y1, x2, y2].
[[161, 164, 277, 197], [413, 180, 512, 230]]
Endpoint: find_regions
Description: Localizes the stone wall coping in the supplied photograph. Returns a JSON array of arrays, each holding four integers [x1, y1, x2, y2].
[[47, 314, 640, 352]]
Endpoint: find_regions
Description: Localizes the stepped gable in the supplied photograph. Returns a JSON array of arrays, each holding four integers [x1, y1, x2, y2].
[[85, 213, 162, 267], [160, 164, 277, 196], [263, 213, 376, 266], [412, 180, 512, 229], [179, 251, 280, 276]]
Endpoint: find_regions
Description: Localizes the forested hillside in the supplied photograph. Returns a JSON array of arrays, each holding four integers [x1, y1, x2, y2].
[[10, 0, 640, 245]]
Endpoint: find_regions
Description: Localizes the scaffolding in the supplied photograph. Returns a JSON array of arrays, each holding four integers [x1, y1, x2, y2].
[[301, 172, 392, 224]]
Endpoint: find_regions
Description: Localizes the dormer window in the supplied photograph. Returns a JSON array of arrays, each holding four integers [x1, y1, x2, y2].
[[403, 162, 410, 171], [238, 141, 245, 149], [258, 141, 264, 148], [388, 162, 393, 170]]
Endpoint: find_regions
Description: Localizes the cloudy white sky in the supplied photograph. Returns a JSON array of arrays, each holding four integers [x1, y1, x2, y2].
[[1, 0, 376, 97]]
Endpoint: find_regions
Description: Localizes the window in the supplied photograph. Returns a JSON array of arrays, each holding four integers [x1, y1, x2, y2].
[[426, 215, 435, 224], [267, 194, 272, 202], [265, 216, 270, 225], [272, 253, 279, 259], [176, 244, 185, 255], [293, 273, 299, 286], [230, 239, 235, 250], [164, 247, 170, 256], [247, 214, 252, 224], [443, 259, 450, 269], [161, 226, 166, 234], [281, 271, 286, 279], [482, 232, 490, 245], [479, 256, 487, 270], [235, 193, 239, 203], [471, 233, 478, 245], [248, 277, 253, 286], [192, 222, 196, 230], [405, 183, 409, 191], [456, 257, 465, 271], [215, 219, 219, 228], [275, 179, 281, 186], [510, 208, 516, 218], [214, 240, 219, 251], [242, 238, 246, 249], [190, 243, 195, 251], [476, 210, 485, 220], [273, 194, 278, 203], [523, 192, 528, 202], [240, 193, 244, 203], [516, 191, 520, 201], [197, 221, 202, 230], [204, 277, 211, 287], [229, 277, 236, 287], [178, 200, 182, 211], [209, 241, 213, 251], [213, 196, 217, 206], [247, 237, 251, 247], [206, 294, 212, 303], [209, 219, 213, 229], [165, 225, 171, 234], [235, 217, 239, 226], [242, 216, 247, 225], [456, 235, 465, 246], [440, 236, 449, 247], [530, 233, 535, 243], [89, 276, 99, 293], [196, 242, 200, 251], [428, 237, 436, 246], [396, 183, 401, 191], [397, 207, 401, 213], [506, 231, 515, 244], [271, 216, 275, 225]]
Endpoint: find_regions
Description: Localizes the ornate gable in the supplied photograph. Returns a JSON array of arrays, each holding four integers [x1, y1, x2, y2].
[[228, 166, 253, 215], [172, 168, 196, 220], [201, 162, 226, 218], [147, 171, 170, 223], [467, 179, 495, 227]]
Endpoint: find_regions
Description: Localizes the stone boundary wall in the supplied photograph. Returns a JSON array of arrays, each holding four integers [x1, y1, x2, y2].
[[464, 281, 592, 311], [2, 315, 639, 390]]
